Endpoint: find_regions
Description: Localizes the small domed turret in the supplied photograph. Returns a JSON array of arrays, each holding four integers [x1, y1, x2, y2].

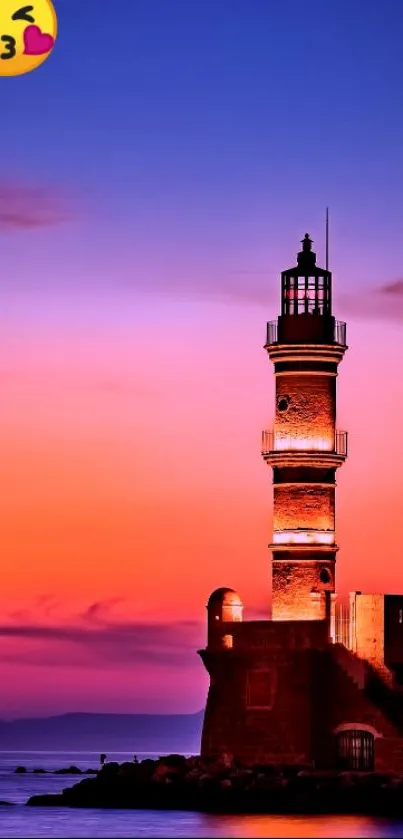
[[206, 588, 243, 647], [207, 587, 242, 613]]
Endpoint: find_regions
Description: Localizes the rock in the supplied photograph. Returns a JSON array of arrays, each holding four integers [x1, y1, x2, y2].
[[14, 766, 27, 773], [185, 756, 202, 770], [220, 778, 232, 788], [32, 768, 47, 774], [99, 761, 119, 776], [158, 754, 186, 768], [153, 762, 183, 781], [53, 765, 82, 775], [0, 801, 15, 806], [184, 768, 203, 784], [27, 794, 65, 807], [118, 762, 139, 779], [24, 756, 403, 815]]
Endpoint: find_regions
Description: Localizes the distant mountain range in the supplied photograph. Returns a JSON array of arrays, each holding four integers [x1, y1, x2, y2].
[[0, 711, 204, 754]]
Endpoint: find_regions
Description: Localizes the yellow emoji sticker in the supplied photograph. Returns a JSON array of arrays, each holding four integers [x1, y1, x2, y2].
[[0, 1, 57, 76]]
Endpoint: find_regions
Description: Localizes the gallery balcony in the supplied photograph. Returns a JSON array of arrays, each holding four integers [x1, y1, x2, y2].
[[264, 318, 347, 349], [261, 429, 348, 468]]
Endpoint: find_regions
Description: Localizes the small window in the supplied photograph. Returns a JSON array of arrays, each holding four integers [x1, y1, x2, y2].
[[398, 609, 402, 624], [222, 634, 233, 649], [277, 396, 290, 413], [336, 730, 374, 771], [319, 568, 331, 584]]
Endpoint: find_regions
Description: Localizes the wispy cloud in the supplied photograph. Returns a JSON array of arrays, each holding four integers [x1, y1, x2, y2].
[[0, 180, 71, 229], [126, 265, 403, 319], [379, 279, 403, 295], [339, 277, 403, 321], [0, 599, 204, 670]]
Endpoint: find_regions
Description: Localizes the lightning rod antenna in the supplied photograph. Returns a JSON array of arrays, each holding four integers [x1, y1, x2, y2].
[[325, 207, 329, 270]]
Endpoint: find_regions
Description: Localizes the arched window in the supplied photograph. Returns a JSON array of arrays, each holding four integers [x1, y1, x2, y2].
[[222, 634, 233, 649], [336, 729, 374, 771]]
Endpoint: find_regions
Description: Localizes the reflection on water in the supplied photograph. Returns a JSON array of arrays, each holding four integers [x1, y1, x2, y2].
[[1, 753, 403, 838], [1, 810, 403, 839], [218, 814, 403, 838]]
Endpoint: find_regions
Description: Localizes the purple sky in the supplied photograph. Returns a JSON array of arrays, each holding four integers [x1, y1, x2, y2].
[[1, 0, 403, 718]]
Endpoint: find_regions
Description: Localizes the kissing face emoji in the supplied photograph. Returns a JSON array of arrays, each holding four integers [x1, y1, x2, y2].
[[0, 1, 57, 76]]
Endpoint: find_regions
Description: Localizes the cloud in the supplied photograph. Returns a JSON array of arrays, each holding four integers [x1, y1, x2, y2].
[[0, 599, 204, 670], [81, 598, 126, 625], [129, 265, 403, 319], [0, 180, 71, 229], [337, 277, 403, 322], [8, 594, 61, 623], [378, 279, 403, 295]]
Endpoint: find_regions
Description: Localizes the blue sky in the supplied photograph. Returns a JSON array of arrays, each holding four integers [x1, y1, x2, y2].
[[2, 0, 403, 298]]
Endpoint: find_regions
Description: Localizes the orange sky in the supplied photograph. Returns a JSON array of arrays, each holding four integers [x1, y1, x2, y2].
[[2, 0, 403, 720], [0, 290, 402, 717]]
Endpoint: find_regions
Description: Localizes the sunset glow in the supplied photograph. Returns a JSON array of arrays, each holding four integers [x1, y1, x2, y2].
[[1, 0, 403, 719]]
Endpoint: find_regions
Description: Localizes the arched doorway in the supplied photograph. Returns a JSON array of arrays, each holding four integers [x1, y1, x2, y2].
[[336, 729, 375, 770]]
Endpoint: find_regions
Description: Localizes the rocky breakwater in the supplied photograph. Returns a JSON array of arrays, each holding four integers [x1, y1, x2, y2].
[[26, 754, 403, 814], [15, 765, 97, 775]]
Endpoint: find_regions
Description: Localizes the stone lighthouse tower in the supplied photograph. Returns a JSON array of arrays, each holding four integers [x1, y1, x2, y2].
[[261, 234, 348, 624], [199, 231, 403, 770]]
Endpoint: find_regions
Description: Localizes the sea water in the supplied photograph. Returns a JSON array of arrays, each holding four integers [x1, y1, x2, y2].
[[1, 751, 403, 838]]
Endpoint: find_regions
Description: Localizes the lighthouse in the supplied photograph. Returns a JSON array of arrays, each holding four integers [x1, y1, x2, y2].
[[198, 230, 403, 770], [199, 230, 403, 771], [261, 233, 347, 624]]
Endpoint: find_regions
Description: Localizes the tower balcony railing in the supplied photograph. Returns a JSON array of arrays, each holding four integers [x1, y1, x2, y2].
[[266, 320, 279, 345], [265, 319, 347, 347], [261, 429, 348, 458], [334, 321, 347, 346]]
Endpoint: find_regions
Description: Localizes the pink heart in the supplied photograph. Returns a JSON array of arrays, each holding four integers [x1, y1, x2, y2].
[[23, 25, 55, 56]]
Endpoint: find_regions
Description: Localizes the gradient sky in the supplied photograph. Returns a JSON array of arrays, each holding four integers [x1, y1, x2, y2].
[[1, 0, 403, 718]]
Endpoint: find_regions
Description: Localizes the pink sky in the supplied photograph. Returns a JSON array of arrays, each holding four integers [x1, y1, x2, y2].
[[2, 0, 403, 720], [0, 279, 402, 717]]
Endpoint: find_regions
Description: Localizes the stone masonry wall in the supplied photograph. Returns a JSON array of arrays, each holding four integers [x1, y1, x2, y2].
[[272, 560, 333, 621], [200, 621, 328, 765], [273, 484, 335, 532], [313, 647, 399, 768], [351, 593, 394, 686], [275, 374, 335, 445], [200, 647, 318, 765], [199, 620, 403, 770], [375, 737, 403, 772]]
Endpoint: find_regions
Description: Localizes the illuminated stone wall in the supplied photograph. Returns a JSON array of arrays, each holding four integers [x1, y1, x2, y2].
[[350, 593, 394, 685], [199, 619, 403, 768], [207, 590, 243, 650], [273, 484, 335, 532], [271, 560, 334, 621], [199, 620, 329, 765], [275, 374, 336, 448], [351, 593, 384, 662], [271, 369, 338, 619]]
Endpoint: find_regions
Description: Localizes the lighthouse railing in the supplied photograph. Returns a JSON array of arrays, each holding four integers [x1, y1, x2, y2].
[[261, 429, 348, 457], [265, 321, 278, 345], [334, 320, 347, 346], [265, 319, 347, 347]]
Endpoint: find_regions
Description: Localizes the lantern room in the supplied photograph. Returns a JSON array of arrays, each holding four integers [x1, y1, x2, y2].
[[281, 234, 331, 317], [271, 233, 345, 346]]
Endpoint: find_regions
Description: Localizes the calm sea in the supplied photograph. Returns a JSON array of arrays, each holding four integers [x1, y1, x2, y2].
[[1, 751, 403, 838]]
